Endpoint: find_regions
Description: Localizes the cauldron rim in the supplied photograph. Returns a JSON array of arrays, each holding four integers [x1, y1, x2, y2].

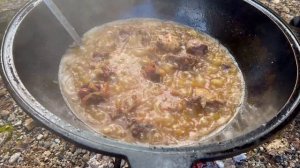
[[1, 0, 300, 165]]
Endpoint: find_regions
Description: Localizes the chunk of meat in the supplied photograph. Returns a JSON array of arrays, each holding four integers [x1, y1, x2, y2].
[[81, 91, 106, 105], [186, 39, 208, 56], [78, 82, 102, 99], [141, 62, 161, 82], [112, 115, 133, 129], [95, 65, 114, 81], [186, 96, 206, 109], [78, 82, 109, 105], [187, 96, 225, 112], [131, 123, 153, 140], [92, 51, 110, 61], [165, 53, 200, 71], [118, 28, 133, 43], [121, 95, 140, 112], [205, 100, 225, 112], [221, 64, 231, 73], [97, 40, 117, 53], [111, 95, 141, 120], [78, 87, 92, 99], [156, 33, 181, 53], [136, 29, 151, 46], [141, 36, 151, 46]]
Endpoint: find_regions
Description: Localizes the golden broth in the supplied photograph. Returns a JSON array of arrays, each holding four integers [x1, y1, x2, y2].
[[59, 19, 245, 145]]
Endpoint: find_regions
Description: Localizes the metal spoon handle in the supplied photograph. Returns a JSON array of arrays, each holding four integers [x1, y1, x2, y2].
[[43, 0, 82, 46]]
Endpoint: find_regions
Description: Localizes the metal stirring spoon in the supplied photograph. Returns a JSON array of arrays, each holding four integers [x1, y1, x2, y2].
[[43, 0, 82, 46]]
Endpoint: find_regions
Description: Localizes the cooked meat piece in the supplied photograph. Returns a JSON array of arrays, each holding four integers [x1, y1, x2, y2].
[[115, 95, 141, 114], [100, 83, 110, 96], [141, 62, 161, 82], [131, 123, 153, 140], [186, 96, 206, 109], [186, 39, 208, 56], [95, 65, 114, 81], [110, 111, 122, 121], [112, 115, 132, 128], [141, 36, 151, 46], [78, 82, 109, 105], [221, 64, 231, 71], [88, 82, 102, 91], [119, 29, 132, 41], [92, 51, 110, 61], [78, 87, 91, 99], [78, 82, 101, 99], [81, 91, 105, 105], [205, 100, 225, 112], [106, 42, 117, 52], [156, 33, 181, 53], [165, 53, 199, 71], [187, 96, 225, 112], [136, 29, 151, 46]]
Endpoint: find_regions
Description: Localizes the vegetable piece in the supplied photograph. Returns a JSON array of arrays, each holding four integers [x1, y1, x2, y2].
[[211, 78, 225, 87], [192, 75, 206, 88]]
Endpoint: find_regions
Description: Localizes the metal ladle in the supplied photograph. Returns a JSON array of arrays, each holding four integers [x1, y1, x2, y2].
[[43, 0, 82, 46]]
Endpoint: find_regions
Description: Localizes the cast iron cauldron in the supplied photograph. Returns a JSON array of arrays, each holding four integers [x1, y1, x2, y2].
[[1, 0, 300, 167]]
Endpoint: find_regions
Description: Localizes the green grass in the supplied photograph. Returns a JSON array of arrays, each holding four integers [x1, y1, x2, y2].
[[0, 124, 14, 133]]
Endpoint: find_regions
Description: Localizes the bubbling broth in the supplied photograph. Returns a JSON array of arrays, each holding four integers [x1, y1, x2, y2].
[[59, 19, 245, 145]]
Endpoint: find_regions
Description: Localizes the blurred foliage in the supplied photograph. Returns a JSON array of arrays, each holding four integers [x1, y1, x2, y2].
[[0, 124, 14, 133]]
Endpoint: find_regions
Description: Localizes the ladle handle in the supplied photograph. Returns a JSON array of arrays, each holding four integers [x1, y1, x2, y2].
[[290, 16, 300, 41], [43, 0, 82, 46]]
